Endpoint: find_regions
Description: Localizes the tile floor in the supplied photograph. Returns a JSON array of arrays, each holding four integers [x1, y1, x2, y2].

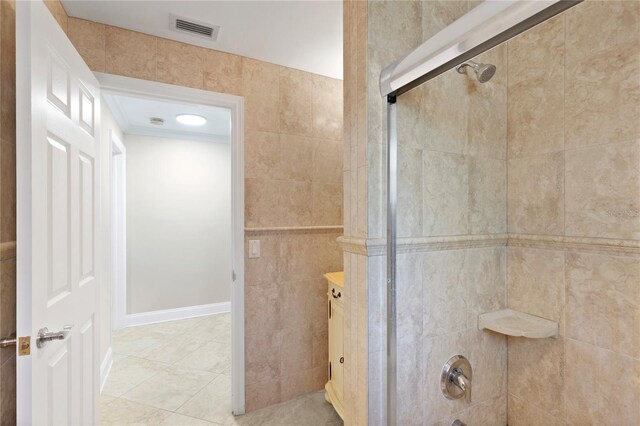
[[99, 313, 342, 426]]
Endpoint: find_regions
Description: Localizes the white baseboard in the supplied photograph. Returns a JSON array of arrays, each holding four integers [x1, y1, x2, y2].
[[124, 301, 230, 328], [100, 347, 113, 394]]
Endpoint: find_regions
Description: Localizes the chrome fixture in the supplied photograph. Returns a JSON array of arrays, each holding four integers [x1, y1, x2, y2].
[[456, 60, 496, 83], [36, 325, 73, 348], [452, 420, 467, 426], [441, 355, 472, 403], [379, 1, 580, 96], [0, 334, 16, 348], [1, 333, 30, 355]]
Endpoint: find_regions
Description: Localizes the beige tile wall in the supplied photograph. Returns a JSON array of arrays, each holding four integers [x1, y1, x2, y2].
[[243, 230, 342, 410], [343, 1, 508, 424], [342, 1, 371, 425], [506, 2, 640, 424], [43, 0, 344, 413], [0, 0, 16, 424], [396, 247, 507, 426], [345, 1, 638, 425]]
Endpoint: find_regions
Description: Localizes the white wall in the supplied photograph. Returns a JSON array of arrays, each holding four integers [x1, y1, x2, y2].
[[100, 100, 123, 364], [124, 134, 231, 314]]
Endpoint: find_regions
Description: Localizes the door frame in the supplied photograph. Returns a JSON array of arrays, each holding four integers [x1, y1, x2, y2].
[[97, 73, 246, 414], [110, 132, 126, 332]]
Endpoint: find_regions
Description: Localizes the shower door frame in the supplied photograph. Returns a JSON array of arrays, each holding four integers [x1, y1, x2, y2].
[[381, 1, 582, 424]]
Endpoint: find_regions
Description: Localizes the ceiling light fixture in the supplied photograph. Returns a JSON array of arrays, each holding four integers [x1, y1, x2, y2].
[[176, 114, 207, 126]]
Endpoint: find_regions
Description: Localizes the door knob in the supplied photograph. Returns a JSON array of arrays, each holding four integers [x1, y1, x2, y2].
[[36, 325, 73, 348]]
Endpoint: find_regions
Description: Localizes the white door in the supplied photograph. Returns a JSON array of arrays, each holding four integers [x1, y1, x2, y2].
[[16, 1, 101, 424]]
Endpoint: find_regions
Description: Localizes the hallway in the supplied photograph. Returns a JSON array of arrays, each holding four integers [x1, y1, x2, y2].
[[99, 314, 342, 425]]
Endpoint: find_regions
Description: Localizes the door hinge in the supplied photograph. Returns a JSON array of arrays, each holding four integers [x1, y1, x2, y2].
[[329, 361, 332, 380], [232, 270, 236, 282], [328, 300, 331, 319], [19, 336, 30, 356]]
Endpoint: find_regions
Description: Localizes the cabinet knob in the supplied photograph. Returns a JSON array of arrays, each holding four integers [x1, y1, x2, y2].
[[340, 357, 344, 364], [331, 288, 342, 299]]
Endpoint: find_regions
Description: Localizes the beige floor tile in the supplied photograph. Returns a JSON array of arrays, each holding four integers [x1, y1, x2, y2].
[[98, 398, 172, 425], [163, 412, 218, 425], [234, 391, 342, 426], [113, 328, 167, 357], [102, 356, 170, 397], [173, 341, 230, 373], [185, 314, 231, 344], [101, 315, 341, 426], [140, 334, 206, 364], [186, 313, 231, 343], [121, 366, 217, 411], [112, 352, 129, 362], [177, 374, 234, 425], [98, 395, 117, 422]]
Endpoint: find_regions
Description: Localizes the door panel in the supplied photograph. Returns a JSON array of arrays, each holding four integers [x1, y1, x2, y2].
[[17, 1, 101, 424], [48, 343, 72, 425], [47, 135, 72, 301], [47, 55, 71, 116], [80, 318, 95, 424], [79, 154, 95, 283]]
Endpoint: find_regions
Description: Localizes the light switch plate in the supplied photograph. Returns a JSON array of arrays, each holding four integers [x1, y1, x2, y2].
[[248, 240, 260, 258]]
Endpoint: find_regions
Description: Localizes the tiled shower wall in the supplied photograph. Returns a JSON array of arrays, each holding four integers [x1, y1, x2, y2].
[[392, 3, 509, 424], [505, 2, 640, 424], [344, 1, 509, 424], [344, 1, 639, 425], [45, 0, 344, 412], [0, 0, 16, 424]]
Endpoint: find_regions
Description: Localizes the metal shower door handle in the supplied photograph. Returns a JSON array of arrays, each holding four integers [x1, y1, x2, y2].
[[36, 325, 73, 348]]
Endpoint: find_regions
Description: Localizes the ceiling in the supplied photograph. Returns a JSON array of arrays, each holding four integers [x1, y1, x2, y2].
[[103, 92, 231, 143], [61, 1, 343, 79]]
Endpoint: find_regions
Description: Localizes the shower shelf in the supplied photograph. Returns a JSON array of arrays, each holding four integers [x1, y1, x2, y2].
[[478, 309, 558, 339]]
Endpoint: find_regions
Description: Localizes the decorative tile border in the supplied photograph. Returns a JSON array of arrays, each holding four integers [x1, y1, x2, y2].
[[336, 236, 384, 255], [339, 233, 640, 257], [338, 234, 508, 256], [0, 241, 16, 260], [508, 233, 640, 257], [245, 225, 343, 235]]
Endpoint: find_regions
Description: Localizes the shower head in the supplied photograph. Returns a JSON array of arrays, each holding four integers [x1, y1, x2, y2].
[[456, 60, 496, 83]]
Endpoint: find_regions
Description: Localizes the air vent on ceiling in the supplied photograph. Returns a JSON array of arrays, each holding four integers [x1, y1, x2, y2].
[[170, 14, 219, 41]]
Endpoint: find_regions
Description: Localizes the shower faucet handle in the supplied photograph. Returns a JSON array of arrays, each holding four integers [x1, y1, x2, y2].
[[450, 368, 472, 403], [441, 355, 473, 404]]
